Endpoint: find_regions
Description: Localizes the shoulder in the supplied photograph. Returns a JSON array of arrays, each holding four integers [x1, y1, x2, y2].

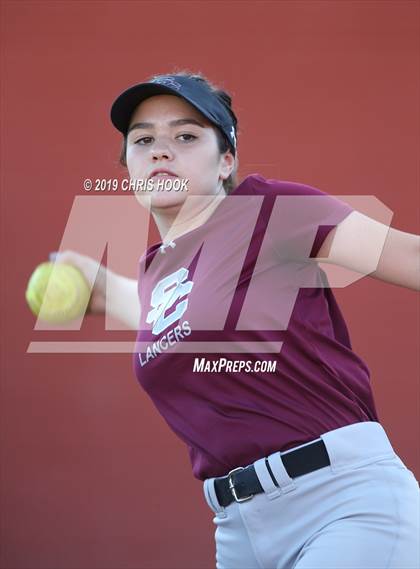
[[233, 174, 330, 198]]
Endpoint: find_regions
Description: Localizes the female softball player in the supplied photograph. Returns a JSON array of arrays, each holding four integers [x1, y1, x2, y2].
[[56, 71, 419, 568]]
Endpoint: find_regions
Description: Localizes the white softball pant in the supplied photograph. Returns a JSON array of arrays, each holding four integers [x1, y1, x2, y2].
[[203, 422, 420, 569]]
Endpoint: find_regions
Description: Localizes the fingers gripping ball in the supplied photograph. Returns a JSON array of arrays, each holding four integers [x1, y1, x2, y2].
[[25, 262, 91, 323]]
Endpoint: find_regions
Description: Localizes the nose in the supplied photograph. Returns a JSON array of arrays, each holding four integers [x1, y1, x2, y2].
[[151, 139, 173, 162], [152, 150, 170, 161]]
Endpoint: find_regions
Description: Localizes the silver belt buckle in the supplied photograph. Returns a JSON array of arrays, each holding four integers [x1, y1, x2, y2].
[[227, 467, 254, 503]]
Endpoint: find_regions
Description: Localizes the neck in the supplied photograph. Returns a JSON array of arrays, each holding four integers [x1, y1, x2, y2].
[[152, 184, 227, 244]]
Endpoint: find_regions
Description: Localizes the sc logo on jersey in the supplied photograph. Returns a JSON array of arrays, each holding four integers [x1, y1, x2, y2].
[[146, 267, 194, 335]]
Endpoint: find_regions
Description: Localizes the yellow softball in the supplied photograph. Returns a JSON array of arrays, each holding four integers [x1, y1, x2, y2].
[[25, 261, 91, 323]]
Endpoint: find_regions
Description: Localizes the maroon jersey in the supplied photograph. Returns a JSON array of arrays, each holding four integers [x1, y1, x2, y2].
[[133, 174, 379, 480]]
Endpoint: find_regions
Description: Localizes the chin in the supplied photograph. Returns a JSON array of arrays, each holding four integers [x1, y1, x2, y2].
[[137, 191, 187, 211]]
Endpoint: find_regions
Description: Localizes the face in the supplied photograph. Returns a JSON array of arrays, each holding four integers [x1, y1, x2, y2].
[[125, 94, 235, 211]]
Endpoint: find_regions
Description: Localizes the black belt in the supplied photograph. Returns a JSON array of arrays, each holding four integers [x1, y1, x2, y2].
[[214, 439, 330, 507]]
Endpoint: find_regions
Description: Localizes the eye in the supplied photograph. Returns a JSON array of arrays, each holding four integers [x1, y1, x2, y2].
[[134, 136, 154, 145], [177, 133, 197, 142]]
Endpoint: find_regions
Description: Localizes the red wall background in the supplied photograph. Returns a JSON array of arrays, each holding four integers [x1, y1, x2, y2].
[[1, 1, 419, 568]]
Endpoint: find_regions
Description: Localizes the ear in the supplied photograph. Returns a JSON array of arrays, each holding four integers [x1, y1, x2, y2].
[[219, 151, 235, 180]]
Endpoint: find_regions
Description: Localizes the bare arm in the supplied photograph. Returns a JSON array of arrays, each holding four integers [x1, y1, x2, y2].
[[105, 271, 141, 330], [316, 211, 420, 291], [53, 250, 141, 329]]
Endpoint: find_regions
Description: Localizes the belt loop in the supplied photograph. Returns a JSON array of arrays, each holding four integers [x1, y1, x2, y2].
[[267, 451, 296, 494], [203, 478, 227, 517], [253, 457, 282, 499]]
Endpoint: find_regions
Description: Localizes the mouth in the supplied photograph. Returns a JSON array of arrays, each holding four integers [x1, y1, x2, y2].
[[148, 169, 179, 179]]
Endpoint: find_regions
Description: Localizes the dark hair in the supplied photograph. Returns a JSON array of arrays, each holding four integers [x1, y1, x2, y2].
[[118, 70, 239, 194]]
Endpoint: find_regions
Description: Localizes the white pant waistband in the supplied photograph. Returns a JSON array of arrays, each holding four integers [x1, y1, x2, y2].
[[204, 421, 397, 512]]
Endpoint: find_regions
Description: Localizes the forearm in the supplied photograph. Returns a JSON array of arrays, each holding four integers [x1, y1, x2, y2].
[[105, 269, 141, 329]]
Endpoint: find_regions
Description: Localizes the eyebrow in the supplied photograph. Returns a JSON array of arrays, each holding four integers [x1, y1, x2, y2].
[[127, 118, 206, 134]]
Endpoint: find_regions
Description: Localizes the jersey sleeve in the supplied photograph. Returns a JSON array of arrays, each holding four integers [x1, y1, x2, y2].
[[249, 176, 355, 261]]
